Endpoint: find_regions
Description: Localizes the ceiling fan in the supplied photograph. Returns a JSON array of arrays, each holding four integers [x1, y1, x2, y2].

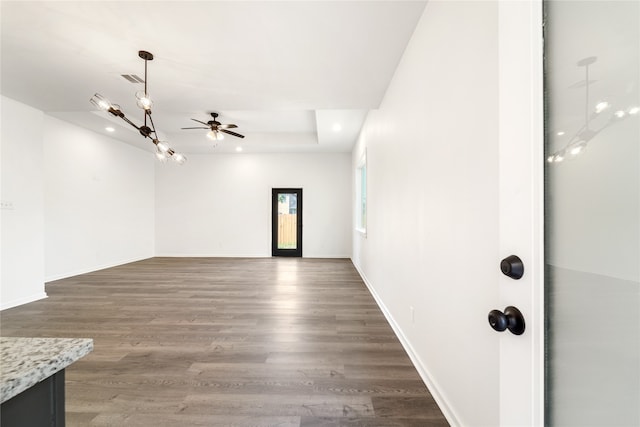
[[181, 112, 245, 141]]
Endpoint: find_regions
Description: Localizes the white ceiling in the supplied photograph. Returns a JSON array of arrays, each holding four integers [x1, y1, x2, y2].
[[1, 1, 427, 155]]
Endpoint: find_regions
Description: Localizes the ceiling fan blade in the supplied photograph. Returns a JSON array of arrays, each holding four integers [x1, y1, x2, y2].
[[191, 118, 210, 126], [218, 124, 238, 129], [220, 129, 245, 138], [181, 126, 209, 130]]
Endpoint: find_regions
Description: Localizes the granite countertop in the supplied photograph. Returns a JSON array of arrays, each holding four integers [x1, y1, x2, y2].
[[0, 337, 93, 403]]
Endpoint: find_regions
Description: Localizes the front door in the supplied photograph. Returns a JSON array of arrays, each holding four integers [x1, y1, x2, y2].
[[272, 188, 302, 257]]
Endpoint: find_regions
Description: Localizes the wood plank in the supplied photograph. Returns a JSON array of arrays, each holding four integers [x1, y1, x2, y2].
[[1, 258, 448, 426]]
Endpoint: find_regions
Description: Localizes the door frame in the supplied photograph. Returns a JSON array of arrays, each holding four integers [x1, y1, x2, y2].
[[271, 188, 303, 257], [497, 0, 545, 425]]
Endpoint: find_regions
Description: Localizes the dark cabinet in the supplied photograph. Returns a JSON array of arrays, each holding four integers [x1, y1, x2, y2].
[[1, 370, 65, 427]]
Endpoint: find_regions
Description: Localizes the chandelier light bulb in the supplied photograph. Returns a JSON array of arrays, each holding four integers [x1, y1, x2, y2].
[[569, 145, 584, 156], [628, 106, 639, 115], [155, 150, 168, 163], [156, 141, 170, 153], [594, 101, 610, 114], [173, 153, 187, 165], [90, 93, 112, 111], [135, 91, 153, 110]]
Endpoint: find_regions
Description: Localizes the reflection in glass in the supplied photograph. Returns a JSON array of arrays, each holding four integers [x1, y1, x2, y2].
[[546, 56, 638, 164], [545, 1, 639, 425]]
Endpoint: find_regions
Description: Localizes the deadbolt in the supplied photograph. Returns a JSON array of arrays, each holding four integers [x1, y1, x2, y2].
[[500, 255, 524, 280]]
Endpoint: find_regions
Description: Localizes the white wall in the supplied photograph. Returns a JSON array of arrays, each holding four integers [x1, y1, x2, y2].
[[43, 116, 155, 281], [1, 96, 47, 309], [2, 96, 349, 308], [352, 2, 500, 425], [156, 153, 351, 258]]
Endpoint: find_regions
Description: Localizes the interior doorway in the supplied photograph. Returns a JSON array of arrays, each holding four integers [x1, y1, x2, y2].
[[272, 188, 302, 257]]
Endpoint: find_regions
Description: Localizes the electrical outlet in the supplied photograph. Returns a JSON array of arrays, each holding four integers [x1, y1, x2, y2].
[[0, 201, 14, 210]]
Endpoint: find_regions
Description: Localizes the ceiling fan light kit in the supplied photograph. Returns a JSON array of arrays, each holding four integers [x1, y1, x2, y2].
[[182, 112, 245, 146], [90, 50, 186, 165], [207, 129, 224, 141]]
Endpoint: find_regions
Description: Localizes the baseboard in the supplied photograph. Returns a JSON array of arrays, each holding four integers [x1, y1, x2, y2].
[[154, 253, 269, 258], [1, 292, 48, 311], [44, 256, 154, 282], [154, 253, 351, 259], [350, 259, 461, 427], [302, 254, 351, 259]]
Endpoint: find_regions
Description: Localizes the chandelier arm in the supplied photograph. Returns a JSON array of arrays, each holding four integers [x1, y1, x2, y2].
[[143, 57, 148, 128], [120, 114, 154, 141], [585, 63, 590, 131], [588, 123, 610, 142], [144, 57, 148, 96], [119, 114, 142, 132], [566, 123, 586, 144], [106, 107, 123, 118], [146, 111, 159, 140]]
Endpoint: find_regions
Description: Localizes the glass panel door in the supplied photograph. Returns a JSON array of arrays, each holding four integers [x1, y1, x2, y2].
[[544, 1, 639, 425], [277, 192, 298, 249], [272, 189, 302, 257]]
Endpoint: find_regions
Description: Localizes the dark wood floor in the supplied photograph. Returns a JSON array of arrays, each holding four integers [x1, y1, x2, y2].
[[1, 257, 448, 426]]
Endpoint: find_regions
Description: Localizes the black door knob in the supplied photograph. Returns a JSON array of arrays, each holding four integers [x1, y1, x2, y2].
[[500, 255, 524, 279], [488, 306, 525, 335]]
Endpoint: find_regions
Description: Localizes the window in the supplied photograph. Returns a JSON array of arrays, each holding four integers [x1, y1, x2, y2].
[[356, 152, 367, 234]]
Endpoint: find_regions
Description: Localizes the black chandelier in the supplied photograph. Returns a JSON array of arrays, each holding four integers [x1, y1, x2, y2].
[[90, 50, 186, 164]]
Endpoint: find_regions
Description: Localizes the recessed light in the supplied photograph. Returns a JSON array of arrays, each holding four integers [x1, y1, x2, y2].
[[556, 131, 565, 136], [105, 126, 115, 132], [332, 123, 342, 132], [236, 146, 243, 152]]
